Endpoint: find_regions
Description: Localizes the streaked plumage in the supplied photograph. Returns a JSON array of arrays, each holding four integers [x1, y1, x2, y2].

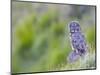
[[68, 21, 87, 62]]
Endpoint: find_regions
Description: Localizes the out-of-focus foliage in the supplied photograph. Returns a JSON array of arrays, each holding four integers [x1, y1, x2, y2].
[[12, 1, 96, 73]]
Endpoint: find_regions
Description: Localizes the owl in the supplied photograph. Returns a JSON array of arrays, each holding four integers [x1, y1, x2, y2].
[[68, 21, 87, 62]]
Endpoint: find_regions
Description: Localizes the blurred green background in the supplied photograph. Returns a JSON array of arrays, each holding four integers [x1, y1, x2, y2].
[[12, 1, 96, 73]]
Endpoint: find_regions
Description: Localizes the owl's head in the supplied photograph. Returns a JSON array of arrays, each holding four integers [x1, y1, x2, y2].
[[69, 21, 81, 33]]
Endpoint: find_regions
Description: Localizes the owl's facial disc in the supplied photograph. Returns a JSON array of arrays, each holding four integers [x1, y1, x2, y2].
[[69, 21, 81, 33]]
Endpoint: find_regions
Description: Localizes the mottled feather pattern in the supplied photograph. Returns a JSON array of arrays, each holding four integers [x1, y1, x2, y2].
[[68, 21, 87, 62]]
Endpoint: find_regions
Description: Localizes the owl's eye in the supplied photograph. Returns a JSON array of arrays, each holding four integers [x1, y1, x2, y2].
[[77, 28, 79, 31]]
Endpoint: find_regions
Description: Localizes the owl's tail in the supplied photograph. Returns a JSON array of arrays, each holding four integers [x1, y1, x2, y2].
[[67, 50, 80, 63]]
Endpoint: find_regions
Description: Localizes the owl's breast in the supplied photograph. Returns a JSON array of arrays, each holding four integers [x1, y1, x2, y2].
[[71, 32, 85, 49]]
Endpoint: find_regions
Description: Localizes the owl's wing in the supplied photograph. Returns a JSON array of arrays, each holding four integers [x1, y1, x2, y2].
[[77, 34, 87, 56]]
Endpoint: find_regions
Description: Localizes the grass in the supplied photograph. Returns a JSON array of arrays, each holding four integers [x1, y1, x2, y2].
[[12, 2, 96, 73]]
